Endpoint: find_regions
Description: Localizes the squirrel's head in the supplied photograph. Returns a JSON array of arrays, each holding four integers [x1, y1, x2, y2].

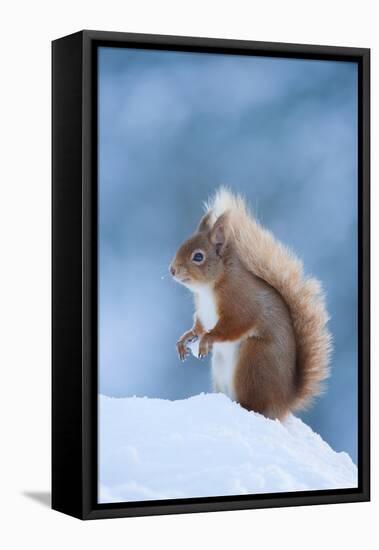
[[169, 211, 230, 290]]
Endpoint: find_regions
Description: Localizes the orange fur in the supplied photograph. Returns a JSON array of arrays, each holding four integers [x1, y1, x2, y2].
[[170, 187, 332, 417], [206, 188, 332, 411]]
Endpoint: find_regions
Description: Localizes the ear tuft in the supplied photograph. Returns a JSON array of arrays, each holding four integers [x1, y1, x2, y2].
[[197, 211, 213, 232], [210, 213, 229, 255]]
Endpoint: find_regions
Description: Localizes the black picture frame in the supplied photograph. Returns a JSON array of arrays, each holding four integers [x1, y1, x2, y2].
[[52, 30, 370, 520]]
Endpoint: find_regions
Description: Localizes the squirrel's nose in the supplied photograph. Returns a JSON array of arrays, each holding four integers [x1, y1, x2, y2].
[[170, 265, 176, 277]]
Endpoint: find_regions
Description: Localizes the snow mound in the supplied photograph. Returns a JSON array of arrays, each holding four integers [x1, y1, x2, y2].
[[99, 393, 357, 503]]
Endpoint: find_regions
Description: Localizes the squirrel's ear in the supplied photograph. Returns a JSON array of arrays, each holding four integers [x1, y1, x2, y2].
[[210, 213, 229, 256], [197, 211, 213, 232]]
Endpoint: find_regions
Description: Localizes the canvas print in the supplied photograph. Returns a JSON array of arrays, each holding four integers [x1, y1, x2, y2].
[[98, 46, 358, 504]]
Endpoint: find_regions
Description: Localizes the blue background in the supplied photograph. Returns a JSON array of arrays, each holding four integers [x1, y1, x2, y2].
[[98, 47, 358, 462]]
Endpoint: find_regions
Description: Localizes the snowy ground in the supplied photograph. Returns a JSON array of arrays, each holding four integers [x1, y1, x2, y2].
[[99, 393, 357, 503]]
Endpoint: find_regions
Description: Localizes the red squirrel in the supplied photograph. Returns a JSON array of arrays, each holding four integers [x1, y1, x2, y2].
[[169, 188, 331, 419]]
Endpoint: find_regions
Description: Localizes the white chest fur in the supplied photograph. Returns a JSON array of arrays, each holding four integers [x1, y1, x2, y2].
[[195, 285, 218, 332], [195, 285, 239, 401]]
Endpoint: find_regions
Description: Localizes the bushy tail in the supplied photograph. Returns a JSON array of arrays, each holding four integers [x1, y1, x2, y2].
[[205, 187, 332, 410]]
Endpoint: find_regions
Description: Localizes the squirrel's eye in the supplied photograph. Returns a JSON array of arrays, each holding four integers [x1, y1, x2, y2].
[[192, 251, 205, 264]]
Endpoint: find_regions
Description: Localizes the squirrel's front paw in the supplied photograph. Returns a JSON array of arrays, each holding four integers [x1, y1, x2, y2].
[[198, 333, 213, 359], [177, 339, 190, 361], [177, 331, 198, 361]]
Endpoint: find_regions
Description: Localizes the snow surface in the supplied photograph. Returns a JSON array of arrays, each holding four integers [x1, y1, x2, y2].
[[99, 393, 357, 503]]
